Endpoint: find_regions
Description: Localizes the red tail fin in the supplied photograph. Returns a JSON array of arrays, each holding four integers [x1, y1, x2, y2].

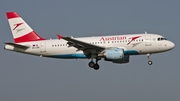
[[6, 12, 45, 43]]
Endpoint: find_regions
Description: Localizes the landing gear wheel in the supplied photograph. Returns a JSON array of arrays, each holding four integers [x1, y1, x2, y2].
[[88, 61, 95, 68], [93, 64, 100, 70], [148, 60, 153, 65], [147, 53, 153, 65]]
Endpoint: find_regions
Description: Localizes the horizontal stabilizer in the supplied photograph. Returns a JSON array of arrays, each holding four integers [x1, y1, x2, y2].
[[4, 42, 29, 49]]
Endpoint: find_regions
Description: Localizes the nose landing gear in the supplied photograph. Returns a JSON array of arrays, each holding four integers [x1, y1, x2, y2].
[[148, 60, 153, 65], [147, 53, 153, 65]]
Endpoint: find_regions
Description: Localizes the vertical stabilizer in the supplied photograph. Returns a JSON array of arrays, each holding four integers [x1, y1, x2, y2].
[[6, 12, 45, 43]]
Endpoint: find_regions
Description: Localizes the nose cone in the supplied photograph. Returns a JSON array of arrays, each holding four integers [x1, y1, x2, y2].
[[169, 41, 175, 50]]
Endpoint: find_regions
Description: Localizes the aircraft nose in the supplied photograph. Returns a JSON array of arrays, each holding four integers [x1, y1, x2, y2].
[[169, 41, 175, 49]]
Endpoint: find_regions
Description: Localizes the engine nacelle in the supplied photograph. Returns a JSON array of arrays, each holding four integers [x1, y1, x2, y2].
[[102, 48, 130, 64], [105, 48, 124, 60], [112, 55, 130, 64]]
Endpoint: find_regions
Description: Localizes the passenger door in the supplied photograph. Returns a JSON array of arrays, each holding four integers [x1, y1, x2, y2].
[[145, 35, 151, 46], [40, 41, 46, 53]]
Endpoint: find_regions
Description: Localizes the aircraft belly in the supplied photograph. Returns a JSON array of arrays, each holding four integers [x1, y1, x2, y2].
[[46, 47, 88, 59]]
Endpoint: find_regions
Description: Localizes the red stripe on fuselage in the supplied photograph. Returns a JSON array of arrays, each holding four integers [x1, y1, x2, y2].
[[14, 31, 45, 43], [127, 36, 141, 45], [6, 12, 20, 19]]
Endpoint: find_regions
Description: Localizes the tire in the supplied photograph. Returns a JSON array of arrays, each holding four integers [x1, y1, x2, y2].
[[93, 64, 100, 70], [88, 61, 95, 68], [148, 61, 153, 65]]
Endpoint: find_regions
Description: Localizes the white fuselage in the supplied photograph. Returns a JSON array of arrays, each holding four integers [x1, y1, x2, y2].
[[5, 33, 175, 59], [4, 12, 175, 69]]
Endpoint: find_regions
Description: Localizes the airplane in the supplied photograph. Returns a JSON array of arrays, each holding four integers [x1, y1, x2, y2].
[[4, 12, 175, 70]]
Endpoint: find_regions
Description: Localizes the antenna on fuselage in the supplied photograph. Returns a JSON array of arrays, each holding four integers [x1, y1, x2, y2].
[[145, 31, 147, 34]]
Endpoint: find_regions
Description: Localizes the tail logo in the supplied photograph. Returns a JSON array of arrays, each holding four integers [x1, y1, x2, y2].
[[13, 22, 23, 30]]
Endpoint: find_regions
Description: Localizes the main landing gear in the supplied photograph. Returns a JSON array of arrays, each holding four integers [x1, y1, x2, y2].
[[88, 59, 100, 70], [147, 53, 153, 65]]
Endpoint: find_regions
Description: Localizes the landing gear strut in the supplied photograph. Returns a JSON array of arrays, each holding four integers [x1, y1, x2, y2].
[[88, 57, 100, 70], [147, 53, 153, 65]]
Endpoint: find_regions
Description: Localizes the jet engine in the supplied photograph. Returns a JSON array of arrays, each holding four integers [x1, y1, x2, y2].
[[111, 55, 130, 64], [104, 48, 124, 60], [99, 48, 130, 64]]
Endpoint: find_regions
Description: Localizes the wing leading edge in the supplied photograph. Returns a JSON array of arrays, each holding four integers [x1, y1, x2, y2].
[[58, 35, 105, 54]]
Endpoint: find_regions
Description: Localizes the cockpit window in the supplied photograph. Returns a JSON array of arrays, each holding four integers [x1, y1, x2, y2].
[[157, 37, 167, 41]]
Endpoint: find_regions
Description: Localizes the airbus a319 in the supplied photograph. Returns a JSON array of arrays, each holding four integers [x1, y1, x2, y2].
[[4, 12, 175, 70]]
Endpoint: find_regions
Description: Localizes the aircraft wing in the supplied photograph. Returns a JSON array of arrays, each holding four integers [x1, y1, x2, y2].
[[60, 35, 105, 54], [4, 42, 29, 49]]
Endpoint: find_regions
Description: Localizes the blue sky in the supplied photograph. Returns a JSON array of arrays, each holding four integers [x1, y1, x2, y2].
[[0, 0, 179, 101]]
